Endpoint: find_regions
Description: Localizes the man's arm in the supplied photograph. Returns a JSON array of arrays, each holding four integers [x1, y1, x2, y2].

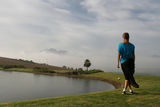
[[117, 53, 120, 68], [132, 45, 135, 61], [132, 53, 135, 62]]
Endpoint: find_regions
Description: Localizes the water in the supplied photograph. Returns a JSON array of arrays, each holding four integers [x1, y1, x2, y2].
[[111, 68, 160, 76], [135, 68, 160, 76], [0, 70, 114, 102]]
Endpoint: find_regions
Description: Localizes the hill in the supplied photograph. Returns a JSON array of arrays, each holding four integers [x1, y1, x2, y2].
[[0, 57, 63, 70]]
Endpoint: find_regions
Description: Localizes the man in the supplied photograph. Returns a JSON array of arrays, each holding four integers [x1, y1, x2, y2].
[[117, 32, 139, 95]]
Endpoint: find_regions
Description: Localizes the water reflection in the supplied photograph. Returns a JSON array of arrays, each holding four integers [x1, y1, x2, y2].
[[0, 70, 114, 102]]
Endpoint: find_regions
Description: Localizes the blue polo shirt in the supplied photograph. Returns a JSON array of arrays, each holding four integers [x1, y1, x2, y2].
[[118, 43, 135, 64]]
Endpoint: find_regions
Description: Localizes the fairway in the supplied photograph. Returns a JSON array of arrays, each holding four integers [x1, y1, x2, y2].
[[0, 72, 159, 107]]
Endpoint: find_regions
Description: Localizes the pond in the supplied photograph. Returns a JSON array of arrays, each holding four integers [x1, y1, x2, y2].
[[0, 70, 115, 102]]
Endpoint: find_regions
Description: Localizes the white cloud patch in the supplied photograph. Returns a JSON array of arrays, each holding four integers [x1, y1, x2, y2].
[[0, 0, 160, 71]]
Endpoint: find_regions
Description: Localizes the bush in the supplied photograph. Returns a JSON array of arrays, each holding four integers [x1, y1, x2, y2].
[[77, 68, 83, 72], [18, 59, 35, 64], [1, 65, 25, 69], [69, 69, 104, 75], [72, 71, 79, 75], [88, 69, 104, 73], [66, 71, 79, 75], [33, 67, 55, 73], [67, 72, 72, 75]]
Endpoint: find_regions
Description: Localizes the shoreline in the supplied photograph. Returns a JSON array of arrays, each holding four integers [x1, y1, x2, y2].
[[0, 70, 159, 106], [1, 69, 122, 89]]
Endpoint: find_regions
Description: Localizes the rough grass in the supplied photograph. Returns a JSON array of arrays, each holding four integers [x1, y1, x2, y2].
[[0, 72, 160, 107], [6, 68, 34, 72], [55, 70, 73, 73]]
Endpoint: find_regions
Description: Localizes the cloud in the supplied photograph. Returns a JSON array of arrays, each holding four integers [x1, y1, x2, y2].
[[152, 55, 160, 58], [0, 0, 160, 70], [42, 48, 68, 55]]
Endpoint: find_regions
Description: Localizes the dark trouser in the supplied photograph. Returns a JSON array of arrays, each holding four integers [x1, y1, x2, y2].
[[121, 58, 137, 85]]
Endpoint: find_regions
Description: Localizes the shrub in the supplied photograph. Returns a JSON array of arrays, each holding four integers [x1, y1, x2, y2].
[[18, 59, 35, 64], [1, 65, 25, 69], [78, 69, 104, 74], [78, 68, 83, 72], [57, 69, 104, 75], [66, 71, 79, 75], [33, 67, 55, 73], [72, 71, 79, 75], [67, 72, 72, 75], [88, 69, 104, 73]]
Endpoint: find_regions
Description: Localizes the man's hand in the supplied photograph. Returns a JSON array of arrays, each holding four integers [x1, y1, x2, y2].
[[117, 53, 120, 69], [117, 64, 120, 68]]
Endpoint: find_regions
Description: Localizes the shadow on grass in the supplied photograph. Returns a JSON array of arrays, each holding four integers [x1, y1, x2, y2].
[[123, 92, 139, 95], [131, 91, 160, 96]]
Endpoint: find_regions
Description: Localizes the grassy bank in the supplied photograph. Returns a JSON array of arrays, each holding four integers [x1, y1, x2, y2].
[[0, 71, 160, 107], [0, 67, 103, 75]]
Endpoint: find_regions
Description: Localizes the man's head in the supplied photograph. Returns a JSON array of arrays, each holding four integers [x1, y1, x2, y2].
[[122, 32, 129, 41]]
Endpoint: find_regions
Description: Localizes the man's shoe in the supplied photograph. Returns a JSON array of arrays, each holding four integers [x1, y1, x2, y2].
[[129, 90, 134, 94], [122, 91, 126, 95], [132, 83, 139, 88]]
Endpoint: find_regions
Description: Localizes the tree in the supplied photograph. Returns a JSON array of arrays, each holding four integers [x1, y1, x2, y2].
[[84, 59, 91, 71], [62, 65, 67, 69], [78, 68, 83, 72]]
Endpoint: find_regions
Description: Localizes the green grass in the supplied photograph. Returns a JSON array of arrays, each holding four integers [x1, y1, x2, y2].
[[1, 68, 102, 75], [0, 67, 3, 70], [55, 70, 73, 73], [54, 69, 104, 75], [1, 68, 56, 73], [0, 72, 160, 107], [6, 68, 34, 72]]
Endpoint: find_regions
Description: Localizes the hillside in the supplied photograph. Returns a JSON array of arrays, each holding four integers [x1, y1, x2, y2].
[[0, 57, 63, 70]]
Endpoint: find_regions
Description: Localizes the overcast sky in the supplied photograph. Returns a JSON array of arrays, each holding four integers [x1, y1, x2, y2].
[[0, 0, 160, 71]]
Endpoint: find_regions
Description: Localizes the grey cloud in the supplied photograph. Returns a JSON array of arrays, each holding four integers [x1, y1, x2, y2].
[[0, 0, 160, 70], [42, 48, 68, 55], [82, 0, 160, 22], [152, 55, 160, 58]]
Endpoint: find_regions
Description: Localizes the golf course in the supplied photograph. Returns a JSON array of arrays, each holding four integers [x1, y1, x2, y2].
[[0, 70, 159, 107], [0, 0, 160, 106]]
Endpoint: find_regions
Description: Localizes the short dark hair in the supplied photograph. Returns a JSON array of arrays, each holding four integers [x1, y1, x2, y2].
[[123, 32, 129, 40]]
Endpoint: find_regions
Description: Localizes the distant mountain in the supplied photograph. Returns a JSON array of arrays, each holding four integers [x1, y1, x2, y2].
[[0, 57, 63, 70]]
